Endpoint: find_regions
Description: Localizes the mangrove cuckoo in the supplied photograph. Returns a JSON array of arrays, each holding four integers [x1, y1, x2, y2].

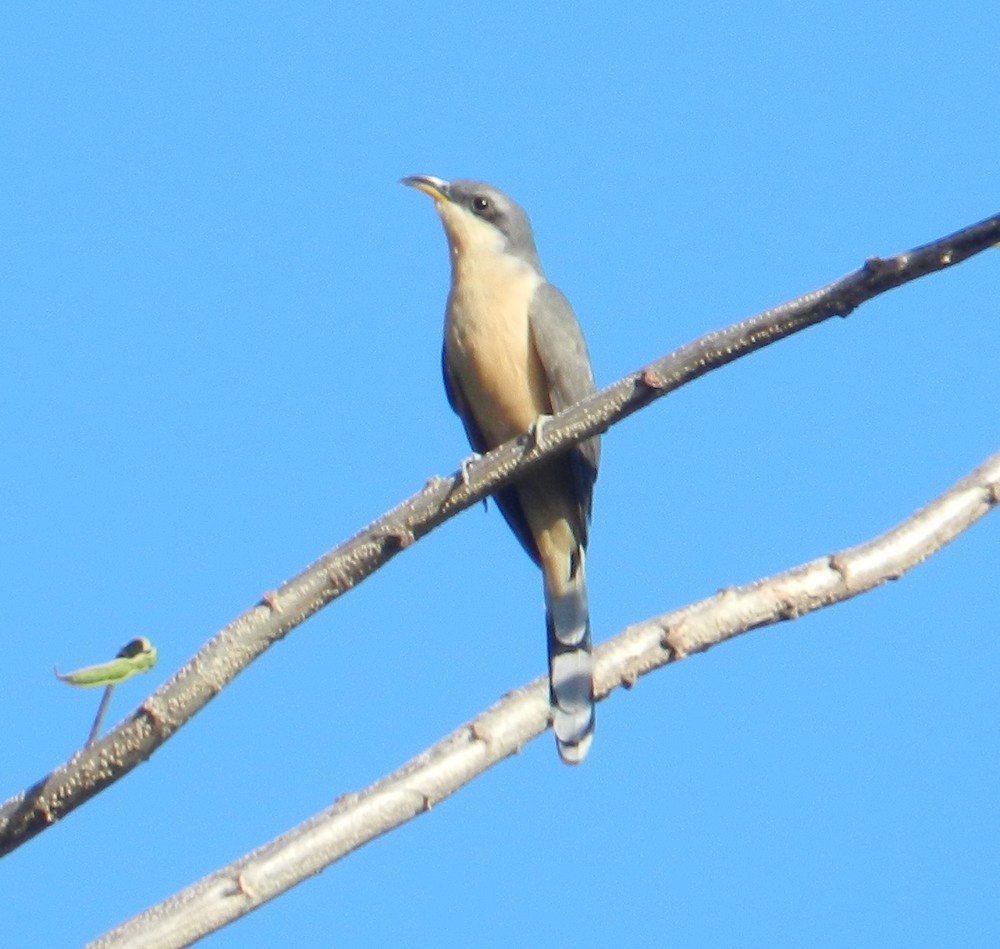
[[402, 175, 600, 764]]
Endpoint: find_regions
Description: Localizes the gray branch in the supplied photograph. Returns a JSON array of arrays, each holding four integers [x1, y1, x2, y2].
[[88, 449, 1000, 948], [1, 212, 997, 860]]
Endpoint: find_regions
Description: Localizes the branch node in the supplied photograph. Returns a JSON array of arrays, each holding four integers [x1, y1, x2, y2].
[[828, 553, 850, 583], [469, 720, 493, 747], [137, 700, 170, 742], [32, 797, 56, 826], [660, 624, 687, 661], [641, 367, 668, 390], [333, 791, 359, 809], [260, 590, 282, 614], [380, 526, 415, 551], [776, 599, 802, 621], [864, 253, 909, 278], [234, 872, 257, 901], [408, 788, 434, 813]]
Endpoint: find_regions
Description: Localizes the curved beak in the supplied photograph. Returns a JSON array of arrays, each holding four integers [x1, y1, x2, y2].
[[401, 174, 450, 202]]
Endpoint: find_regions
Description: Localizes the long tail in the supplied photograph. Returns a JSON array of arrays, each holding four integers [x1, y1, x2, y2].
[[545, 550, 595, 765]]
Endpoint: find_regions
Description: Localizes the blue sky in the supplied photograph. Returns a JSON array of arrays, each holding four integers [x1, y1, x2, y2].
[[3, 3, 998, 946]]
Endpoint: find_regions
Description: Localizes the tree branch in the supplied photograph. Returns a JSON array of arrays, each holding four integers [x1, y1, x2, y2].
[[1, 212, 997, 859], [88, 449, 1000, 948]]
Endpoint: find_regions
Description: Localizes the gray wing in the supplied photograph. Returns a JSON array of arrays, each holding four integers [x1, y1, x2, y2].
[[442, 344, 541, 563], [528, 282, 600, 537]]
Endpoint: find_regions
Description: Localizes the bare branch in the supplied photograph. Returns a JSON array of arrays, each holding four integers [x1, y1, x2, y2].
[[1, 213, 997, 859], [88, 450, 1000, 948]]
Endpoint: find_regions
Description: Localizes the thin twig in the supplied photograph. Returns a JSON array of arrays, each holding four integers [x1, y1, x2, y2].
[[85, 688, 115, 748]]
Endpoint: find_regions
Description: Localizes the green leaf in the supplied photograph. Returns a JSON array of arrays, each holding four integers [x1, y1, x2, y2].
[[55, 637, 158, 688]]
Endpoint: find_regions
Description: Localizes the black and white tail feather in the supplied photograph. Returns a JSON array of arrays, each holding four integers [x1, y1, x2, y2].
[[545, 550, 595, 765]]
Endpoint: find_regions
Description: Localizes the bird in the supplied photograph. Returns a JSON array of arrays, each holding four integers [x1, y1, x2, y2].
[[402, 175, 600, 764]]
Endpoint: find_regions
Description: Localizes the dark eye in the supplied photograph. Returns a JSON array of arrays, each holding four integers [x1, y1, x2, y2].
[[472, 195, 491, 213]]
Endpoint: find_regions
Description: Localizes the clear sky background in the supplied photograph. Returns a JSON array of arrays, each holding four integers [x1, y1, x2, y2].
[[3, 3, 998, 947]]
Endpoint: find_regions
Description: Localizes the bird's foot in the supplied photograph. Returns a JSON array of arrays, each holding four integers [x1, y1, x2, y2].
[[529, 414, 554, 449], [458, 452, 483, 487]]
